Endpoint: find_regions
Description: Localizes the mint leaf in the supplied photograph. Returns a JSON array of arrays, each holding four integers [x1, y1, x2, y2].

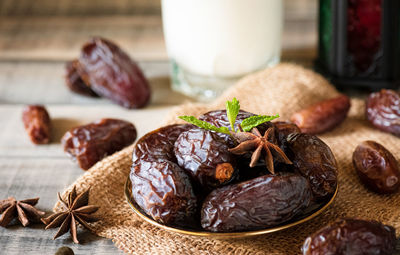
[[240, 114, 280, 132], [225, 98, 240, 132], [179, 116, 231, 135]]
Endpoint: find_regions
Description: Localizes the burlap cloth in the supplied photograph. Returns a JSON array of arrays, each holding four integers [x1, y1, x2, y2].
[[54, 63, 400, 254]]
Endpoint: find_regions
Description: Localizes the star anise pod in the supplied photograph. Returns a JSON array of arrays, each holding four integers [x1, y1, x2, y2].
[[41, 187, 100, 244], [229, 127, 292, 174], [0, 197, 45, 227]]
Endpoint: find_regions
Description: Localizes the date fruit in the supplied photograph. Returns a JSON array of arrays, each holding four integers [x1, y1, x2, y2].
[[76, 37, 151, 109], [65, 60, 98, 97], [291, 94, 351, 134], [274, 121, 301, 138], [22, 105, 51, 144], [199, 110, 274, 147], [174, 129, 236, 190], [353, 141, 400, 194], [366, 89, 400, 136], [201, 174, 312, 232], [274, 121, 301, 152], [287, 133, 338, 201], [132, 124, 194, 165], [62, 118, 137, 170], [130, 124, 198, 226], [130, 160, 198, 227], [302, 218, 396, 255]]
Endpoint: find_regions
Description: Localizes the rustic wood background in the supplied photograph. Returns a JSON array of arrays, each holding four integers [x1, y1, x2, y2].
[[0, 0, 325, 254]]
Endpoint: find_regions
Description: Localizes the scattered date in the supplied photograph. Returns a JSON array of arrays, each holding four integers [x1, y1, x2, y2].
[[366, 89, 400, 136], [291, 94, 351, 134], [62, 118, 137, 170], [353, 141, 400, 194], [76, 37, 151, 109], [65, 60, 98, 97], [22, 105, 51, 144], [302, 218, 396, 255]]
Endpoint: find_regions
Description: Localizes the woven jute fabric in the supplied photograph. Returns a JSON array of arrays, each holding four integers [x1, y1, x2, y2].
[[54, 63, 400, 254]]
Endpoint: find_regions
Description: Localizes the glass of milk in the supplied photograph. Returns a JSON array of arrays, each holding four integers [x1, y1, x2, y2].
[[162, 0, 283, 100]]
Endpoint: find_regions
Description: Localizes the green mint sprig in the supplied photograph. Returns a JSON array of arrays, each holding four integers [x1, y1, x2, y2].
[[240, 114, 279, 132], [226, 98, 240, 132], [178, 116, 231, 135], [178, 98, 279, 136]]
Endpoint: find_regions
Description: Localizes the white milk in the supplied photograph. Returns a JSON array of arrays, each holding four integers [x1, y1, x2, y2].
[[162, 0, 283, 78]]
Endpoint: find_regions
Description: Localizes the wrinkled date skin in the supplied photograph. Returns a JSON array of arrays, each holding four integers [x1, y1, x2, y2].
[[353, 141, 400, 194], [65, 60, 98, 97], [274, 121, 301, 138], [131, 160, 198, 226], [302, 218, 396, 255], [287, 133, 338, 201], [62, 118, 137, 170], [366, 89, 400, 136], [274, 121, 301, 151], [131, 124, 197, 226], [199, 110, 274, 147], [174, 129, 236, 190], [199, 109, 276, 175], [201, 174, 312, 232], [77, 37, 151, 109], [132, 124, 194, 165], [22, 105, 51, 144], [291, 94, 351, 134]]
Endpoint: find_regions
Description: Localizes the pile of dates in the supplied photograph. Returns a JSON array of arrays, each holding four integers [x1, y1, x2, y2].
[[130, 109, 338, 232]]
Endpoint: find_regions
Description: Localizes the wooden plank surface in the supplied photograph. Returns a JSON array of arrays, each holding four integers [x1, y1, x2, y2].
[[0, 16, 317, 61]]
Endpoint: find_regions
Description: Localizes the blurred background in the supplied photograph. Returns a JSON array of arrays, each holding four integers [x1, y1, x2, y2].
[[0, 0, 316, 62], [0, 0, 317, 105]]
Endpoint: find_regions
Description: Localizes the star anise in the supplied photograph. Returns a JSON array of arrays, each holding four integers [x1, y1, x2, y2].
[[41, 187, 100, 244], [0, 197, 45, 227], [229, 127, 292, 174]]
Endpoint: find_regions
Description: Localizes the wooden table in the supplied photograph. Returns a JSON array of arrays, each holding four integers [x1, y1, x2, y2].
[[0, 1, 318, 254]]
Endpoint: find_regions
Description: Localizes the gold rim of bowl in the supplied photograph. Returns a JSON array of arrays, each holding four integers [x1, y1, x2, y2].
[[125, 177, 338, 238]]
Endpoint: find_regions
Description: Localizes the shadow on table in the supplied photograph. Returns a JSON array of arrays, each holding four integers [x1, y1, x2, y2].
[[149, 76, 196, 106], [51, 118, 83, 144]]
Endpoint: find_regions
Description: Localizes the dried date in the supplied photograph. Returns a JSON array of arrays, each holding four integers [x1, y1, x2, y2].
[[286, 133, 338, 201], [199, 110, 274, 147], [201, 174, 312, 232], [76, 37, 151, 109], [274, 121, 301, 138], [130, 160, 198, 227], [302, 218, 396, 255], [130, 124, 198, 226], [22, 105, 51, 144], [62, 118, 137, 170], [65, 60, 98, 97], [274, 121, 301, 152], [366, 89, 400, 136], [291, 94, 351, 134], [132, 124, 194, 165], [353, 141, 400, 194], [174, 129, 236, 190]]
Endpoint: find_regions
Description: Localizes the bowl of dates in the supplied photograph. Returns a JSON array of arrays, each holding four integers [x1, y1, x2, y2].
[[126, 98, 338, 237]]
